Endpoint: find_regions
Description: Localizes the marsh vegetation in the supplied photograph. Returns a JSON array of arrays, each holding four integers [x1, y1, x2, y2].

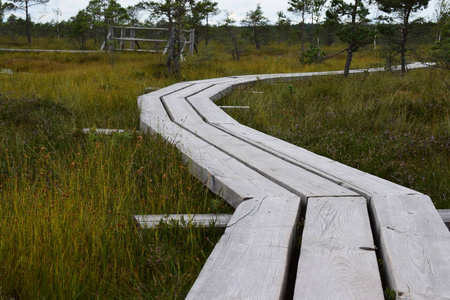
[[0, 39, 448, 298]]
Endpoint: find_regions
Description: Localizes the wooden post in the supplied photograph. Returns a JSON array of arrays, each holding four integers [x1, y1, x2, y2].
[[108, 25, 114, 53], [120, 28, 125, 50], [130, 29, 135, 50], [189, 29, 195, 55]]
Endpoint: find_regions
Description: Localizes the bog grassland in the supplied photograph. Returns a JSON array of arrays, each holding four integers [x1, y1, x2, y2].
[[0, 38, 448, 298]]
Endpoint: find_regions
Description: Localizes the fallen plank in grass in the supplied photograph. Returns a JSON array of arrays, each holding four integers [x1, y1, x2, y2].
[[82, 128, 138, 135], [218, 106, 250, 109], [133, 214, 232, 228]]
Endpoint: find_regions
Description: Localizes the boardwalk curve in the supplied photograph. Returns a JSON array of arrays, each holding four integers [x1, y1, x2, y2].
[[138, 63, 450, 300]]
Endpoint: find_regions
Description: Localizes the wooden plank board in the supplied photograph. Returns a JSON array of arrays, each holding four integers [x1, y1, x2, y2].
[[113, 37, 166, 43], [218, 106, 250, 109], [214, 124, 450, 299], [161, 94, 358, 200], [82, 128, 138, 135], [133, 214, 232, 228], [138, 93, 297, 207], [294, 197, 384, 300], [216, 122, 416, 197], [370, 193, 450, 299], [0, 48, 100, 53], [187, 94, 237, 125], [438, 209, 450, 230], [186, 197, 301, 300]]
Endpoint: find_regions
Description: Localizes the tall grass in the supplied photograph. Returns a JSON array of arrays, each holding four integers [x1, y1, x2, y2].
[[217, 69, 449, 208], [0, 50, 238, 298]]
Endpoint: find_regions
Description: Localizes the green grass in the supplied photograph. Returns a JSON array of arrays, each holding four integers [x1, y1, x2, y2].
[[0, 39, 447, 298], [217, 69, 449, 208]]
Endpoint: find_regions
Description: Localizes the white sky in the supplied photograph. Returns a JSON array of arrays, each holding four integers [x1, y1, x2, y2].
[[6, 0, 439, 25]]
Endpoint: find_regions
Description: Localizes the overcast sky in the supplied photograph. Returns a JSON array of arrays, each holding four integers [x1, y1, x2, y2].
[[8, 0, 438, 25]]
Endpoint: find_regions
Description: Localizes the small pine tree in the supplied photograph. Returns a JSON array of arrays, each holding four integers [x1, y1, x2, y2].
[[376, 0, 430, 75], [325, 0, 373, 76]]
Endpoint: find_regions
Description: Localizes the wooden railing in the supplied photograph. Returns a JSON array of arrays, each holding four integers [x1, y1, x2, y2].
[[138, 63, 449, 300], [101, 26, 195, 56]]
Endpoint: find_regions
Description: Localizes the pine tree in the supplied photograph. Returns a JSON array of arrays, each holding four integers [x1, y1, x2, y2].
[[325, 0, 373, 76], [376, 0, 430, 74], [241, 4, 268, 50], [4, 0, 49, 44]]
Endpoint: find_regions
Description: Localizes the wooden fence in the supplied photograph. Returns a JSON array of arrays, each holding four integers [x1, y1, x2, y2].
[[101, 26, 195, 56]]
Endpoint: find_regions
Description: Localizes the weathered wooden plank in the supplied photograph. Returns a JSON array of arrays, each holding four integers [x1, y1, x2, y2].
[[294, 197, 384, 300], [215, 124, 450, 299], [133, 214, 232, 228], [113, 37, 166, 43], [161, 94, 358, 200], [81, 128, 137, 135], [0, 48, 99, 53], [216, 122, 416, 197], [370, 193, 450, 299], [187, 94, 237, 125], [138, 93, 297, 207], [438, 209, 450, 230], [218, 106, 250, 109], [186, 197, 301, 300]]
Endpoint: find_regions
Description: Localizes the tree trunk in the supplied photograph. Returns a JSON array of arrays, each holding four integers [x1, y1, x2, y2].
[[205, 15, 210, 45], [25, 3, 31, 45], [301, 10, 305, 53], [401, 33, 407, 75], [166, 27, 175, 75], [254, 27, 260, 50], [344, 48, 353, 77], [400, 13, 409, 76]]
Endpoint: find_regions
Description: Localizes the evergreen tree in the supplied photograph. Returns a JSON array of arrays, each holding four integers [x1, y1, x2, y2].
[[275, 11, 293, 42], [431, 6, 449, 69], [220, 11, 245, 60], [376, 0, 430, 74], [326, 0, 373, 76], [86, 0, 129, 45], [70, 9, 91, 49], [189, 0, 219, 45], [4, 0, 49, 44], [288, 0, 312, 53], [141, 0, 193, 75], [241, 4, 269, 50]]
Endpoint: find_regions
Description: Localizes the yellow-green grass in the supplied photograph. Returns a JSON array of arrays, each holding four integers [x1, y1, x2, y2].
[[0, 50, 235, 299], [217, 68, 449, 208]]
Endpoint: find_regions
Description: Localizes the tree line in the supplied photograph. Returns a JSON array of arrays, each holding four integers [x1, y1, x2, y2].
[[0, 0, 448, 75]]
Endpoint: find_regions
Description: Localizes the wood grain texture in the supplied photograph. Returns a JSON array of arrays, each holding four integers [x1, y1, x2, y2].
[[186, 197, 301, 300], [294, 197, 384, 300], [133, 214, 232, 228], [161, 94, 358, 200], [370, 193, 450, 299]]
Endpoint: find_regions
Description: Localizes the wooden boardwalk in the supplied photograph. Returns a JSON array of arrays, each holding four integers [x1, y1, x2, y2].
[[138, 63, 450, 300]]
